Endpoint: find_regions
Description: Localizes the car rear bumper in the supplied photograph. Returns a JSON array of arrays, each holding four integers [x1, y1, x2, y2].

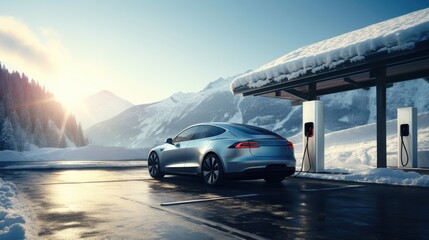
[[225, 164, 295, 180]]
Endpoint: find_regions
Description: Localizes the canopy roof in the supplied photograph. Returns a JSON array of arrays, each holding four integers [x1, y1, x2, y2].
[[231, 8, 429, 101]]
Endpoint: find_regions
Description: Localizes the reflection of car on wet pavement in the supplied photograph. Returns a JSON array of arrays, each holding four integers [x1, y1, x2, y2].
[[148, 122, 296, 186]]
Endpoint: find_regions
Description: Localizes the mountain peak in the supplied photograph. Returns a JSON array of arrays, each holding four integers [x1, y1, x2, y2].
[[202, 77, 230, 91], [73, 90, 135, 129], [96, 90, 116, 96], [86, 90, 133, 105]]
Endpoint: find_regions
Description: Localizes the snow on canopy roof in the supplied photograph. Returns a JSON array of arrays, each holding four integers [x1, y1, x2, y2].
[[231, 8, 429, 93]]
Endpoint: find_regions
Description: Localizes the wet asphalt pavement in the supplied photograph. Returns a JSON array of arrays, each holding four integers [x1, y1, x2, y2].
[[1, 166, 429, 239]]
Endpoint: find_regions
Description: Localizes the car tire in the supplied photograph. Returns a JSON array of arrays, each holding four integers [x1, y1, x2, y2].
[[264, 176, 284, 183], [202, 154, 225, 186], [148, 152, 164, 179]]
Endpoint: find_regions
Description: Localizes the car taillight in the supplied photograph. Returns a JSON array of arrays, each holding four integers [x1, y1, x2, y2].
[[286, 142, 294, 149], [229, 141, 260, 149]]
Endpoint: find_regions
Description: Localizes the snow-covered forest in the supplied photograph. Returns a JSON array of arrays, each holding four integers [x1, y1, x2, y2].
[[0, 64, 87, 151]]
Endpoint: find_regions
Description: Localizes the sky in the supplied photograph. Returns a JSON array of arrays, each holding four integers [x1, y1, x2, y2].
[[0, 0, 428, 107]]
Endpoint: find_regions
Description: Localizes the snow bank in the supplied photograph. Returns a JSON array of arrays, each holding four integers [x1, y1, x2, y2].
[[231, 8, 429, 91], [3, 161, 147, 170], [0, 179, 36, 239], [300, 168, 429, 187], [0, 151, 29, 162], [0, 145, 149, 161]]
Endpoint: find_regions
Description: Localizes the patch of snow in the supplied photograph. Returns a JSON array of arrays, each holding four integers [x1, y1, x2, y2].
[[338, 116, 350, 123], [273, 106, 301, 132], [228, 111, 243, 123], [0, 151, 29, 162], [202, 77, 230, 91], [248, 115, 274, 126], [0, 145, 149, 162], [0, 179, 37, 239], [231, 8, 429, 91], [3, 161, 146, 170], [300, 168, 429, 187]]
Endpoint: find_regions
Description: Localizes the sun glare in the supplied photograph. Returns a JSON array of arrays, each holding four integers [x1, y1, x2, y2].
[[56, 89, 79, 109], [53, 78, 86, 111]]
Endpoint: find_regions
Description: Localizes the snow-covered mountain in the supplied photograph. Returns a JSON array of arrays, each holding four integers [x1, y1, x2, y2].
[[85, 75, 429, 149], [72, 90, 134, 129]]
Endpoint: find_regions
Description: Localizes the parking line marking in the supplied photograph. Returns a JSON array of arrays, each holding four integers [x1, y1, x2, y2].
[[301, 185, 365, 192], [160, 193, 260, 206], [119, 195, 268, 240]]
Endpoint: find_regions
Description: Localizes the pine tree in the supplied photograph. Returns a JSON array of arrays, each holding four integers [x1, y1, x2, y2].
[[76, 123, 86, 146], [0, 102, 5, 127], [20, 107, 32, 133], [58, 134, 67, 148], [14, 126, 27, 151], [0, 118, 16, 150], [33, 117, 46, 147]]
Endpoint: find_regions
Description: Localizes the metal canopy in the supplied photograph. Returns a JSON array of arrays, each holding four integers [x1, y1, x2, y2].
[[234, 40, 429, 101], [233, 40, 429, 168]]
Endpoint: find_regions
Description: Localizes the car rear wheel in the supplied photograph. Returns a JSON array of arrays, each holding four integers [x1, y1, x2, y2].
[[148, 152, 164, 179], [264, 176, 284, 183], [202, 154, 224, 186]]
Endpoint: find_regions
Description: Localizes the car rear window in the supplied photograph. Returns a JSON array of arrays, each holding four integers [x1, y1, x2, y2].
[[201, 126, 226, 138], [230, 124, 283, 139]]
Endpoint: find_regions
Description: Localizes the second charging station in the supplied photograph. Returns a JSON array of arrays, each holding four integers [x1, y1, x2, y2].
[[397, 107, 417, 168], [302, 100, 324, 173]]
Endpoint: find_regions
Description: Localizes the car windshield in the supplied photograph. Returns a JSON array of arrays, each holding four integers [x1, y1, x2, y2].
[[230, 124, 283, 139]]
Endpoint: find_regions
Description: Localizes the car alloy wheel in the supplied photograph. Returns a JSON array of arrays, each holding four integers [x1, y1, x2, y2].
[[148, 152, 164, 179], [202, 154, 224, 186]]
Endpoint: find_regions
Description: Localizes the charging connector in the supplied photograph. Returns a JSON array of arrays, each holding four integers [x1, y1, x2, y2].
[[400, 124, 409, 167], [304, 122, 314, 137]]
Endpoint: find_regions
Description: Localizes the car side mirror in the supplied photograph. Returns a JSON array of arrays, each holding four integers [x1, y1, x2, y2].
[[165, 138, 173, 144]]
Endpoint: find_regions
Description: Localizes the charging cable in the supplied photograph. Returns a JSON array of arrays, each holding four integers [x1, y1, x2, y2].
[[289, 127, 312, 178], [400, 135, 409, 167], [304, 132, 311, 172]]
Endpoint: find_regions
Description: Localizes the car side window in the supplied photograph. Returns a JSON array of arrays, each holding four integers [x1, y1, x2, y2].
[[173, 126, 199, 143], [204, 126, 226, 138], [193, 126, 226, 139], [173, 125, 226, 143]]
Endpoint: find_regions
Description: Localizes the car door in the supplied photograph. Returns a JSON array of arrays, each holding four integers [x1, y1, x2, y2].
[[161, 126, 198, 174], [185, 126, 226, 174], [182, 126, 206, 173]]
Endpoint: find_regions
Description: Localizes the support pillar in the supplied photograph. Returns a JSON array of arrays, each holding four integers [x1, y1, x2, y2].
[[302, 100, 324, 173], [375, 68, 387, 168], [308, 82, 317, 100]]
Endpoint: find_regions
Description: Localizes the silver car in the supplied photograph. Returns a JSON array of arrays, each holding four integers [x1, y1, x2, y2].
[[148, 122, 296, 186]]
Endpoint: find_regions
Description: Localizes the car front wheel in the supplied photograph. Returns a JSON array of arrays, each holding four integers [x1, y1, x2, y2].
[[148, 152, 164, 179]]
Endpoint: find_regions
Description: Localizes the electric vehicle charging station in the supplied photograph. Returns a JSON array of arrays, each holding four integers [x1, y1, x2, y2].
[[302, 100, 324, 173], [397, 107, 417, 168]]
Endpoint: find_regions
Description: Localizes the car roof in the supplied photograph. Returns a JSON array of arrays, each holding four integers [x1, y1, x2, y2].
[[188, 122, 282, 137], [189, 122, 243, 129]]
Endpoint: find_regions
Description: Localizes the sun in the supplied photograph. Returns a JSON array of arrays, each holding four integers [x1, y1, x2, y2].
[[53, 80, 85, 110]]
